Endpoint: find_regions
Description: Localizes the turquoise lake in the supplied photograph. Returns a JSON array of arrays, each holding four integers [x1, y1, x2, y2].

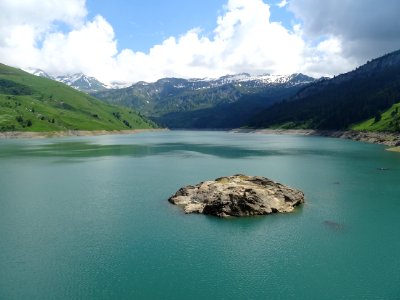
[[0, 131, 400, 299]]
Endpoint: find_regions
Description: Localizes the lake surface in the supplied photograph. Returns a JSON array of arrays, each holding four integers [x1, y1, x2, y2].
[[0, 131, 399, 299]]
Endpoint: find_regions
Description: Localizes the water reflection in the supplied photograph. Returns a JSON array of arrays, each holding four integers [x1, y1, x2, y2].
[[0, 141, 342, 159]]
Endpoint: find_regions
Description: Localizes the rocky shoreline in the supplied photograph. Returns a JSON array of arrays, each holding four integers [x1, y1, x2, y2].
[[169, 174, 305, 218], [0, 128, 167, 139], [233, 129, 400, 151], [314, 130, 400, 147]]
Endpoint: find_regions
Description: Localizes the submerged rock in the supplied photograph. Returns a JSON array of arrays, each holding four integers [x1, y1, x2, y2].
[[323, 220, 345, 231], [168, 174, 305, 217]]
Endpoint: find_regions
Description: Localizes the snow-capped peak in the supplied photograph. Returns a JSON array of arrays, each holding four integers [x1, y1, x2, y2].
[[184, 73, 315, 88], [24, 69, 111, 93], [54, 73, 109, 92], [24, 66, 315, 93]]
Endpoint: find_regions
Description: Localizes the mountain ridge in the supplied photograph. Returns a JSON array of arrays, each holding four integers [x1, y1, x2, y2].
[[247, 49, 400, 131], [93, 73, 316, 128], [26, 67, 315, 93]]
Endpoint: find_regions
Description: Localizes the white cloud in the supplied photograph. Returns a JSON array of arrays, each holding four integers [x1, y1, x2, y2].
[[111, 0, 316, 82], [0, 0, 366, 83], [277, 0, 289, 8], [0, 0, 86, 43], [40, 16, 118, 76], [301, 37, 354, 77], [0, 0, 87, 69]]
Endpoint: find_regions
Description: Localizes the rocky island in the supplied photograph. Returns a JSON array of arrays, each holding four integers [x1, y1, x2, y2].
[[168, 175, 305, 217]]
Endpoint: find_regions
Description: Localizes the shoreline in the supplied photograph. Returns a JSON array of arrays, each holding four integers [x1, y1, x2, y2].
[[0, 128, 167, 139], [2, 128, 399, 152], [233, 129, 400, 151]]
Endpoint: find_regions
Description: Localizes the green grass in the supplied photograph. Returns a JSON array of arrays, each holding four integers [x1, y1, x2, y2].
[[352, 102, 400, 131], [0, 63, 157, 132]]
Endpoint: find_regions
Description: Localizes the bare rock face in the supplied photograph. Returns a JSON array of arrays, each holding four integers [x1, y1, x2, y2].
[[168, 175, 305, 217]]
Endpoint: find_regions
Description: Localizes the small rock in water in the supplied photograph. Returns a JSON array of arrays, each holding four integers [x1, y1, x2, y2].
[[168, 174, 305, 217], [376, 167, 390, 171]]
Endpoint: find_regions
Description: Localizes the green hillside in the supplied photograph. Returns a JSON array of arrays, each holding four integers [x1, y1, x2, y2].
[[247, 50, 400, 131], [0, 63, 157, 132], [352, 102, 400, 131]]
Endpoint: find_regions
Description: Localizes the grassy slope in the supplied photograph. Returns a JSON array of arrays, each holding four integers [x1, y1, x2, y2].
[[0, 63, 157, 132], [352, 102, 400, 131]]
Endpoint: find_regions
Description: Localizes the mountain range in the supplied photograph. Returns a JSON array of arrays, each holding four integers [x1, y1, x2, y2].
[[92, 73, 316, 128], [26, 68, 316, 129], [18, 48, 400, 132]]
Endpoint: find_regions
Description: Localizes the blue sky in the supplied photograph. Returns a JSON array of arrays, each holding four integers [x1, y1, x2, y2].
[[86, 0, 227, 52], [1, 0, 399, 83], [86, 0, 294, 52]]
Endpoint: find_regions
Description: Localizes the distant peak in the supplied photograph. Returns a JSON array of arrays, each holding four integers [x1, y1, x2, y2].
[[23, 67, 52, 79]]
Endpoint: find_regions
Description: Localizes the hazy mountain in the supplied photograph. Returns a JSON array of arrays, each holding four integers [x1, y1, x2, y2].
[[247, 49, 400, 131], [24, 68, 52, 79], [53, 73, 109, 93]]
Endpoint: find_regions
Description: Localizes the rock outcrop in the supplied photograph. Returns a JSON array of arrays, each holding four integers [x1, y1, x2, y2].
[[168, 174, 305, 217]]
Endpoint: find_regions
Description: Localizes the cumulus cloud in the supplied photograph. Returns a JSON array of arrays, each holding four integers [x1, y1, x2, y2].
[[289, 0, 400, 63], [40, 16, 118, 76], [0, 0, 87, 69], [301, 37, 354, 77], [1, 0, 393, 83], [1, 0, 311, 82], [0, 0, 86, 32]]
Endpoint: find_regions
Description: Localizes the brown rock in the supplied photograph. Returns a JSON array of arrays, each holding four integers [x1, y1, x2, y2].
[[168, 174, 305, 217]]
